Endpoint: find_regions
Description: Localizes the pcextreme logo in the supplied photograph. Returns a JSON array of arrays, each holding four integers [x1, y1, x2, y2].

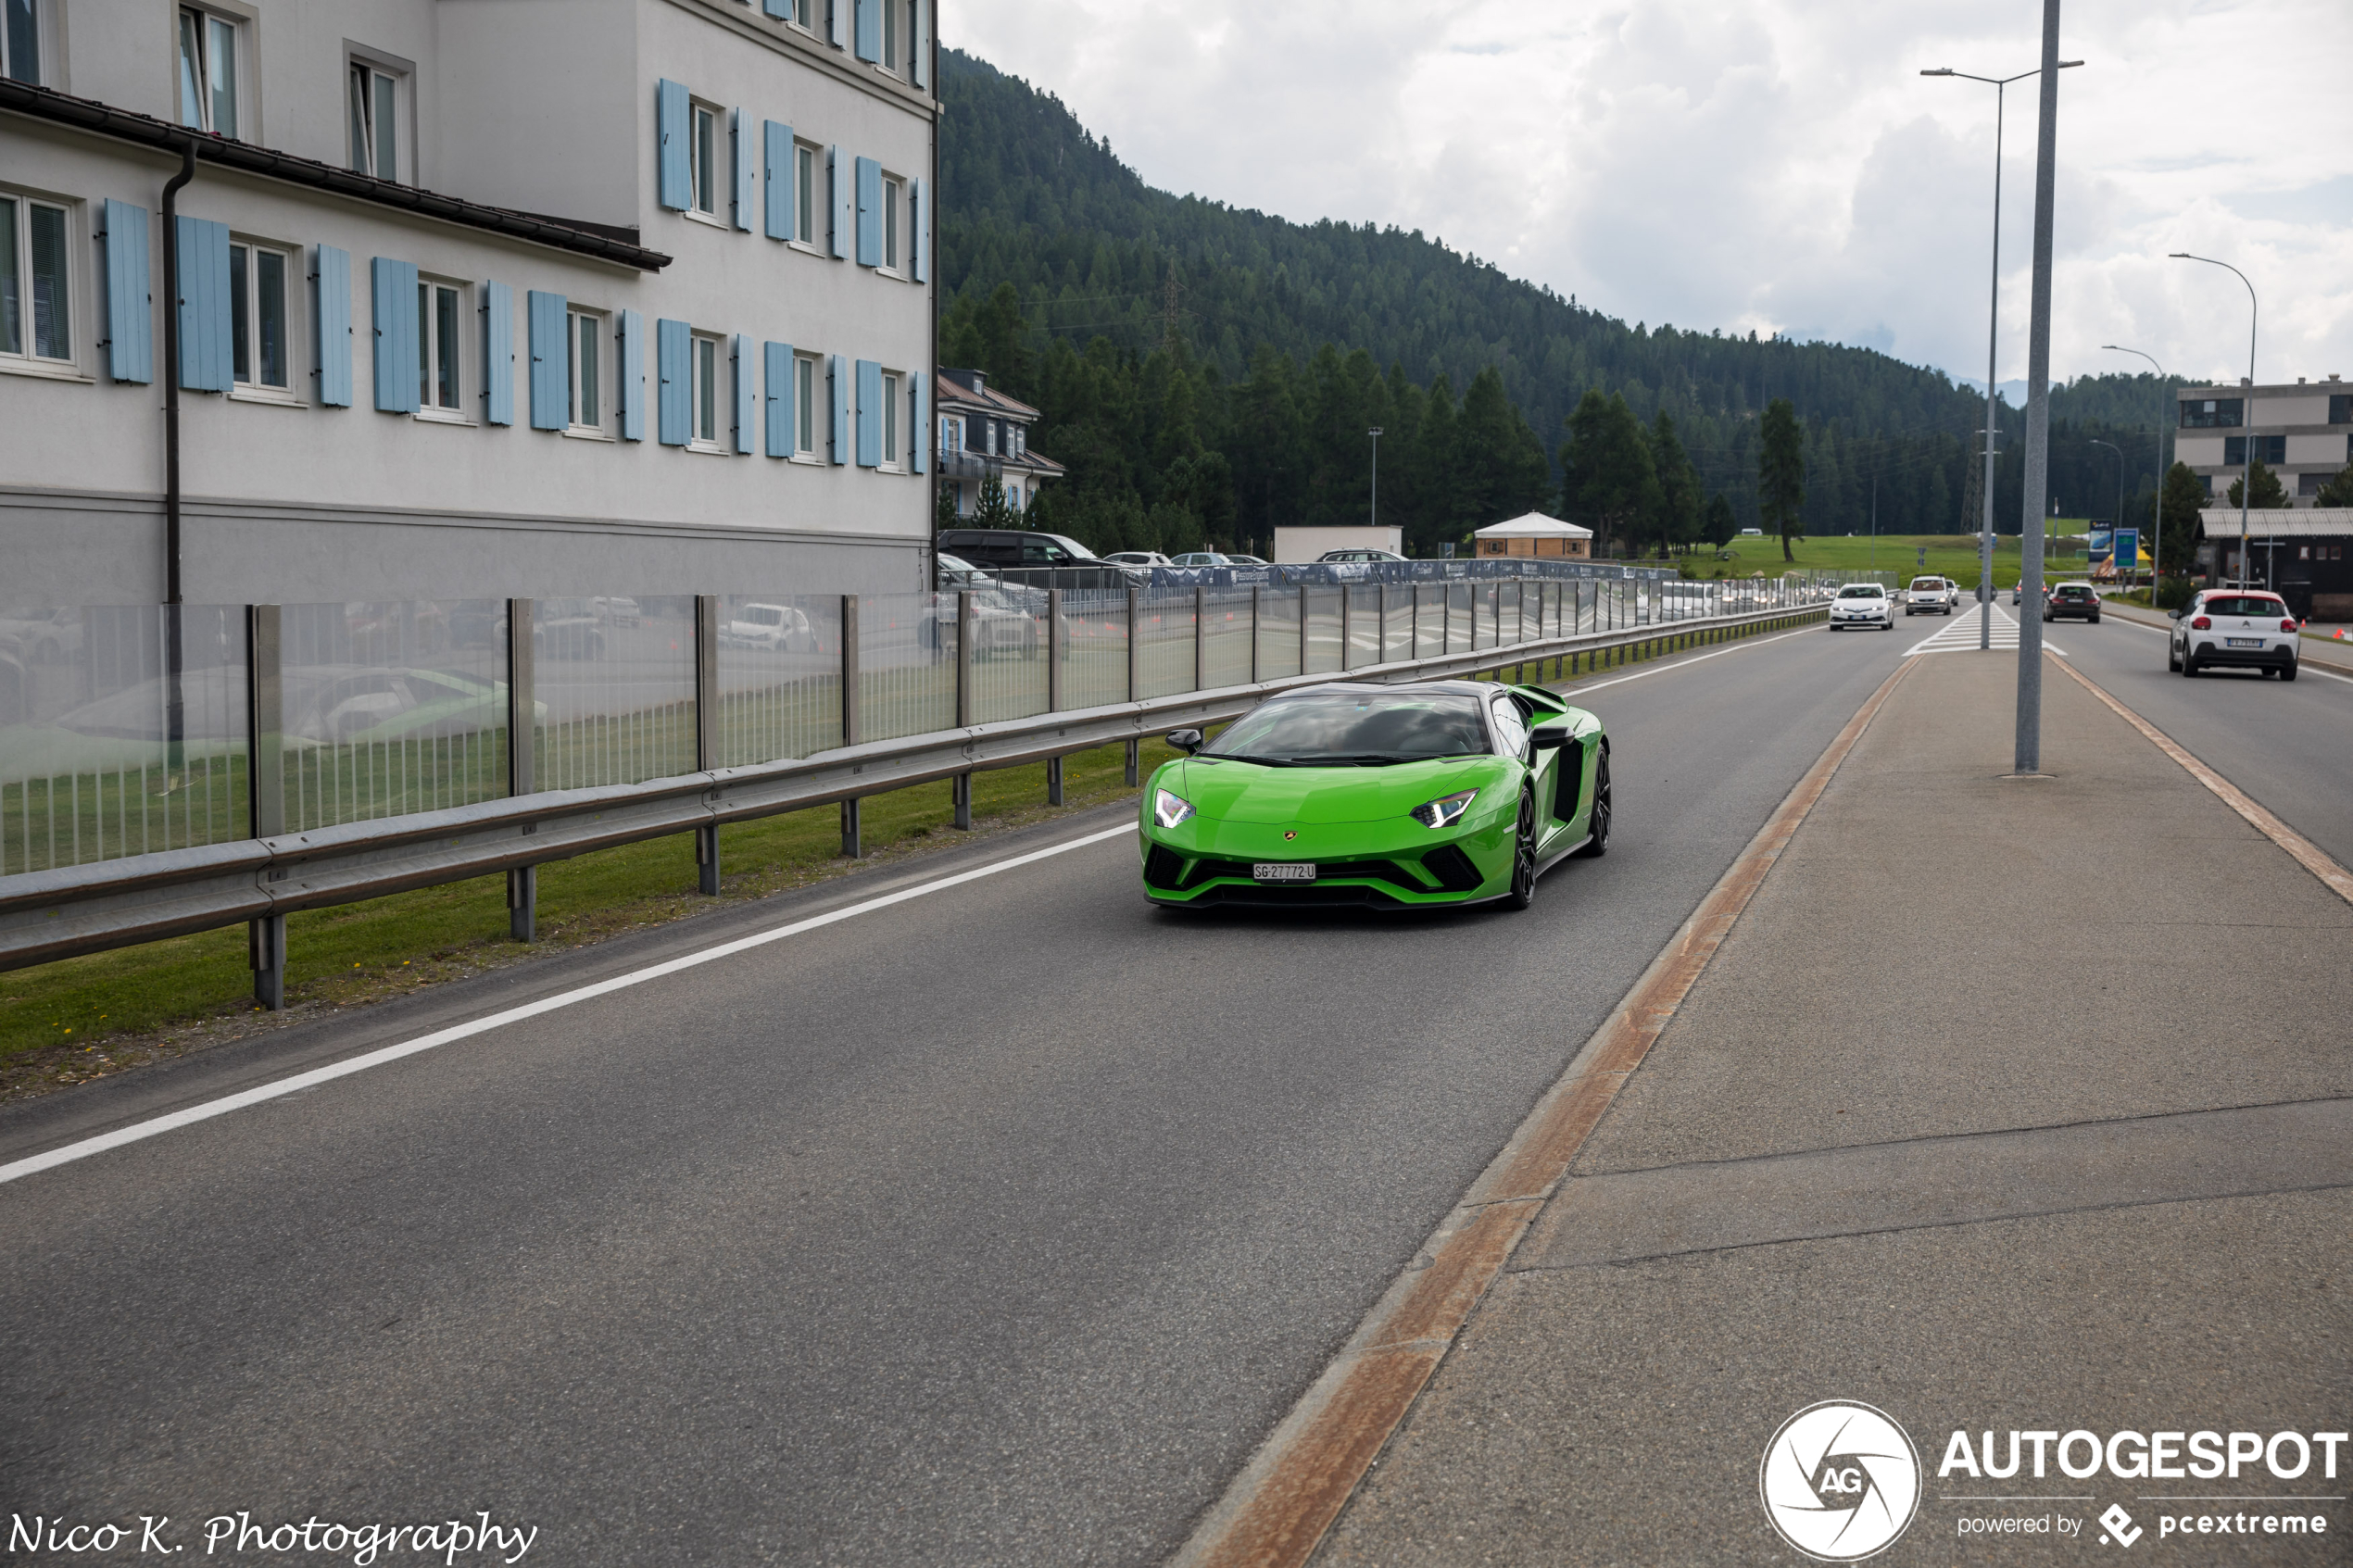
[[1760, 1400, 1924, 1562]]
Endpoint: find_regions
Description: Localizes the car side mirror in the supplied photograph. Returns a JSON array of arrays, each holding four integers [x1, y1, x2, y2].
[[1531, 730, 1568, 751], [2167, 608, 2182, 620], [1165, 729, 1202, 754]]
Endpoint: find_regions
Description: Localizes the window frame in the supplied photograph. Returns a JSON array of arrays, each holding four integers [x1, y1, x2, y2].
[[687, 329, 727, 452], [176, 6, 246, 141], [227, 234, 298, 401], [0, 185, 78, 373], [792, 350, 819, 460], [346, 53, 409, 183], [880, 172, 904, 274], [686, 98, 725, 226], [3, 0, 48, 86], [789, 139, 822, 250], [566, 306, 610, 438], [877, 367, 904, 472], [413, 273, 470, 424]]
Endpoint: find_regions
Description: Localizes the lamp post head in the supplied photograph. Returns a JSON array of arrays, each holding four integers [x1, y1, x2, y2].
[[1920, 68, 1954, 76]]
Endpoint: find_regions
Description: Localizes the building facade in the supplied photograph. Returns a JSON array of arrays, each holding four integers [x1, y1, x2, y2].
[[0, 0, 936, 610], [2175, 376, 2353, 507], [933, 368, 1059, 519]]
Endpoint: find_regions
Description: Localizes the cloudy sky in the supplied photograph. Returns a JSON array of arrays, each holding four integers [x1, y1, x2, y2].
[[948, 0, 2353, 396]]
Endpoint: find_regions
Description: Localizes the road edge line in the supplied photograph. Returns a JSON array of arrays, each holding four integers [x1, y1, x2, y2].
[[0, 822, 1140, 1187], [1167, 654, 1922, 1568], [2046, 654, 2353, 908]]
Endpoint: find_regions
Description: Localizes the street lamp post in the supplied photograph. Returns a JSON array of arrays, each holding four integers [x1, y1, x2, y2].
[[1923, 56, 2082, 650], [2171, 254, 2257, 588], [1368, 427, 1383, 536], [2101, 345, 2169, 597]]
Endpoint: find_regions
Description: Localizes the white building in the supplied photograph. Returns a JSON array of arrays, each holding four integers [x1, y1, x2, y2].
[[2174, 376, 2353, 507], [934, 367, 1060, 518], [0, 0, 936, 608]]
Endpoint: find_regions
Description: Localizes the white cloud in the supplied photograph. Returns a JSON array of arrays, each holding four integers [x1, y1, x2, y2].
[[947, 0, 2353, 390]]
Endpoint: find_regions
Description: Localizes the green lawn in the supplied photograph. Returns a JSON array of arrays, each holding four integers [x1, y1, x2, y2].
[[1693, 530, 2103, 589], [2, 738, 1176, 1089]]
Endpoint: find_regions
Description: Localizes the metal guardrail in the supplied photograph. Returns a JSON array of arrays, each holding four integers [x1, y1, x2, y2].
[[0, 596, 1827, 991]]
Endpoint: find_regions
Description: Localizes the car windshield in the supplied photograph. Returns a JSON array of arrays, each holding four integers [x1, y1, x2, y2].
[[1838, 586, 1884, 599], [2202, 596, 2283, 617], [1204, 692, 1491, 765]]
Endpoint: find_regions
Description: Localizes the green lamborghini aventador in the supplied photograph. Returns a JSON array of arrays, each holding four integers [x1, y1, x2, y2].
[[1139, 680, 1611, 910]]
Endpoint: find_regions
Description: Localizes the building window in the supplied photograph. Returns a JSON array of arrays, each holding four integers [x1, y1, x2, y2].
[[691, 332, 722, 447], [882, 174, 902, 270], [689, 102, 720, 218], [1012, 423, 1025, 458], [788, 0, 812, 27], [939, 414, 962, 453], [794, 352, 817, 456], [348, 61, 400, 182], [878, 369, 902, 469], [2330, 394, 2351, 426], [2180, 397, 2242, 430], [0, 191, 70, 363], [795, 143, 818, 244], [881, 0, 899, 73], [229, 240, 290, 391], [417, 278, 464, 416], [569, 309, 602, 430], [177, 8, 241, 139], [4, 0, 41, 84], [2223, 435, 2285, 467]]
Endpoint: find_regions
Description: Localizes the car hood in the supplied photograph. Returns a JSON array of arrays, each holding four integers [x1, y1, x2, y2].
[[1172, 755, 1504, 824]]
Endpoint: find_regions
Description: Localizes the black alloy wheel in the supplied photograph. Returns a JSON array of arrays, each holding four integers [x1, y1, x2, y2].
[[1504, 787, 1539, 910], [1577, 750, 1613, 858]]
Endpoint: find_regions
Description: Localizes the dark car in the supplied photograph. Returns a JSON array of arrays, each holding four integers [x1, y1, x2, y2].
[[935, 530, 1101, 571], [2043, 583, 2101, 623]]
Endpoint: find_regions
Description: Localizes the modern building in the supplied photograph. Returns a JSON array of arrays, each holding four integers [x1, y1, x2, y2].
[[933, 368, 1060, 518], [2174, 376, 2353, 507], [1473, 511, 1593, 558], [0, 0, 937, 610]]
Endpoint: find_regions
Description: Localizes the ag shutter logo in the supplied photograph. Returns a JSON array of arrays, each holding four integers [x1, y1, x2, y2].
[[1760, 1400, 1924, 1562]]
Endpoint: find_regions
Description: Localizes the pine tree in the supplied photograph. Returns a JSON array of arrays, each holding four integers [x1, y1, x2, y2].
[[1757, 398, 1806, 563], [2316, 463, 2353, 508], [2225, 457, 2289, 509], [1651, 412, 1702, 558]]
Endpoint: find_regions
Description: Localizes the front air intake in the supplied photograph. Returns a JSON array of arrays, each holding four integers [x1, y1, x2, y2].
[[1420, 844, 1485, 893]]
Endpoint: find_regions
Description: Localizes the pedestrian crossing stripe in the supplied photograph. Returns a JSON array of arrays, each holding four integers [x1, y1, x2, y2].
[[1903, 602, 2065, 658]]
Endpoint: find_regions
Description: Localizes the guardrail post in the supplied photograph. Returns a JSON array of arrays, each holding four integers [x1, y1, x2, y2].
[[507, 597, 537, 941], [1193, 583, 1208, 689], [840, 593, 861, 859], [1125, 740, 1139, 787], [247, 603, 287, 1009], [694, 594, 721, 895], [1045, 586, 1065, 807], [954, 589, 975, 829]]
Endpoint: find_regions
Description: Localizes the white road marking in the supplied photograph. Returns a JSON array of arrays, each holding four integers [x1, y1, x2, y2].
[[1904, 601, 2067, 658], [0, 822, 1142, 1186], [1565, 624, 1818, 695]]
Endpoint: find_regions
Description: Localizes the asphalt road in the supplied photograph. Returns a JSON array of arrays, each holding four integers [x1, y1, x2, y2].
[[2039, 608, 2353, 867], [2, 621, 1927, 1565]]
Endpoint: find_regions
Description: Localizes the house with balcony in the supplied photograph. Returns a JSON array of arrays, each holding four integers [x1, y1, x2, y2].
[[2174, 376, 2353, 508], [0, 0, 937, 609], [934, 367, 1061, 519]]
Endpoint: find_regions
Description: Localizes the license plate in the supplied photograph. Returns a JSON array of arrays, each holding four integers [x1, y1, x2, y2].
[[2226, 637, 2263, 648], [1252, 862, 1315, 883]]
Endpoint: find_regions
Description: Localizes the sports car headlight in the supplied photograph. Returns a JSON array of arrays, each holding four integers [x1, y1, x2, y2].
[[1410, 789, 1478, 830], [1152, 788, 1196, 830]]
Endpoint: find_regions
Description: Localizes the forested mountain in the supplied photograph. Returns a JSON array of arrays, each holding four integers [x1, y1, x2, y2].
[[937, 48, 2196, 556]]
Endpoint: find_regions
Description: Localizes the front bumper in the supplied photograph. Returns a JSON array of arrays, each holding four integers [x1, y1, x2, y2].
[[1139, 817, 1514, 909]]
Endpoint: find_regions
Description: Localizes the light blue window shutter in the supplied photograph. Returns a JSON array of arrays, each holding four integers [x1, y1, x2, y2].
[[911, 177, 928, 283], [911, 375, 927, 474], [314, 245, 352, 407], [912, 4, 928, 88], [763, 340, 792, 457], [855, 358, 880, 467], [854, 156, 880, 267], [657, 79, 690, 210], [482, 280, 515, 425], [657, 317, 691, 445], [763, 120, 793, 241], [175, 216, 232, 392], [853, 0, 879, 61], [762, 0, 787, 16], [827, 0, 846, 49], [100, 200, 153, 384], [829, 353, 849, 464], [827, 146, 849, 259], [528, 290, 569, 430], [369, 256, 420, 411], [618, 308, 647, 441], [732, 333, 755, 453], [730, 108, 754, 232]]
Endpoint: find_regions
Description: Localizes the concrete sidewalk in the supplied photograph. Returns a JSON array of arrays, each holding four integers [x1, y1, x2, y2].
[[1315, 651, 2353, 1564]]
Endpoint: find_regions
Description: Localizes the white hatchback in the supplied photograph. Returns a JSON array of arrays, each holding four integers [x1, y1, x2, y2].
[[1830, 583, 1895, 630], [2171, 590, 2301, 681]]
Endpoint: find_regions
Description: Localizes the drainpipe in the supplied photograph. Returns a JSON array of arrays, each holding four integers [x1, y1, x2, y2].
[[160, 136, 196, 784]]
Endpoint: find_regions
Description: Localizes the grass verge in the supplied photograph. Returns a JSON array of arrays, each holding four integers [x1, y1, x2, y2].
[[0, 738, 1176, 1103]]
